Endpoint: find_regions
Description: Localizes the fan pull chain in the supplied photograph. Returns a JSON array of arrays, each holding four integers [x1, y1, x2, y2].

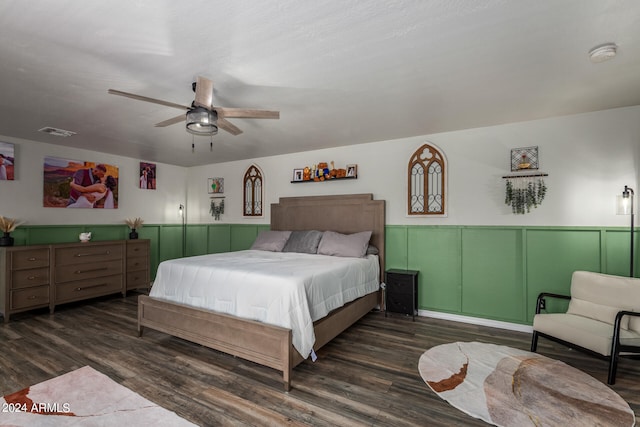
[[192, 134, 195, 153], [210, 134, 213, 151]]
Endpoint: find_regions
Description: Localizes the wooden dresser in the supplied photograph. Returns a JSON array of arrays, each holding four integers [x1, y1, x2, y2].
[[1, 239, 150, 323]]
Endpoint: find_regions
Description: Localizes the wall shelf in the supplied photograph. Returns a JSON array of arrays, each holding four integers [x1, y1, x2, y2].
[[290, 176, 357, 184]]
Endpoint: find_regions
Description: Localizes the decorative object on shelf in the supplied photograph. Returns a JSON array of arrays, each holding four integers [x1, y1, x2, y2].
[[0, 215, 21, 246], [510, 146, 539, 171], [292, 168, 304, 182], [125, 217, 144, 239], [616, 185, 635, 277], [210, 196, 225, 220], [207, 177, 224, 194], [290, 161, 354, 183], [79, 232, 92, 242]]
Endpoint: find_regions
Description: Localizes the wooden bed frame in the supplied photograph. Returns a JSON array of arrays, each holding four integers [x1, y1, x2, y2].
[[138, 194, 385, 391]]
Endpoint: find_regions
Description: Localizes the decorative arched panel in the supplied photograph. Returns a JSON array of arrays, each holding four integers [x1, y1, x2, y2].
[[408, 143, 446, 215], [243, 164, 263, 217]]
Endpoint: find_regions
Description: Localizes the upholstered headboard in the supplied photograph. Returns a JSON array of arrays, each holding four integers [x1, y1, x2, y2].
[[271, 194, 385, 281]]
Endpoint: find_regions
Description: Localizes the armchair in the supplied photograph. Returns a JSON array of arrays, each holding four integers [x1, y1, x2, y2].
[[531, 271, 640, 385]]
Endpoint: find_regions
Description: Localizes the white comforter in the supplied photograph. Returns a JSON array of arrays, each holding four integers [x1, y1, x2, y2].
[[149, 250, 380, 358]]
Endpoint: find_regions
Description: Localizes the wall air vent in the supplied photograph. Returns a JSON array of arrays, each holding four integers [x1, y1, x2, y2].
[[38, 127, 77, 137]]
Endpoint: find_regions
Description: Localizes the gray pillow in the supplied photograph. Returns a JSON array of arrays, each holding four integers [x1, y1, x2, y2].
[[282, 230, 324, 254], [250, 230, 292, 252], [317, 230, 372, 258]]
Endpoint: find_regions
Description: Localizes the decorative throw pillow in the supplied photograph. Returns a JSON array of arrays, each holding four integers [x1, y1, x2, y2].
[[282, 230, 324, 254], [250, 230, 292, 252], [317, 230, 372, 258]]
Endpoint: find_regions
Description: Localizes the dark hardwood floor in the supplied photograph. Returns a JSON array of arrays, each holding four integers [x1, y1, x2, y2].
[[1, 293, 639, 426]]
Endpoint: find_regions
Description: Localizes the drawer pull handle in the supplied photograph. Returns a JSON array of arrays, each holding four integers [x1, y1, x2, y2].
[[28, 257, 38, 261], [75, 283, 107, 291], [74, 250, 111, 257], [27, 295, 38, 300], [75, 267, 109, 274], [27, 275, 40, 280]]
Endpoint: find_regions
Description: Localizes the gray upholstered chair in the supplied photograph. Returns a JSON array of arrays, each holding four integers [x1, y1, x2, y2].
[[531, 270, 640, 384]]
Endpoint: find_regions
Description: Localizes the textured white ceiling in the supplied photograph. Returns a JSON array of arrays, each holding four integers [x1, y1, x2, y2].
[[0, 0, 639, 166]]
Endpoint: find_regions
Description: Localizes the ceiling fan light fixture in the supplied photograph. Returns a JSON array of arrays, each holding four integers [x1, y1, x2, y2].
[[186, 106, 218, 135]]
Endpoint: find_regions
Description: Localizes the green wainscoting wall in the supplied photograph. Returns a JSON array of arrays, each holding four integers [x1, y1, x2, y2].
[[7, 223, 637, 327]]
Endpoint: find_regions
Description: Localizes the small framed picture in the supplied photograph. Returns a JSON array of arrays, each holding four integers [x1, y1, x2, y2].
[[346, 164, 358, 178], [292, 168, 304, 182], [208, 177, 224, 194]]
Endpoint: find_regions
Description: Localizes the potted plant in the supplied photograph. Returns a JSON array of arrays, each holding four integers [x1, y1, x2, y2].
[[125, 217, 144, 239], [0, 215, 22, 247]]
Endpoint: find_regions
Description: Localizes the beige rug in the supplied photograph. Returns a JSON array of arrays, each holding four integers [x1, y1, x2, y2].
[[419, 342, 635, 427], [1, 365, 196, 426]]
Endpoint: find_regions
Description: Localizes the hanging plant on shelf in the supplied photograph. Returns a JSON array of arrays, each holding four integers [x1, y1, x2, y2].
[[210, 198, 225, 220], [505, 177, 547, 214]]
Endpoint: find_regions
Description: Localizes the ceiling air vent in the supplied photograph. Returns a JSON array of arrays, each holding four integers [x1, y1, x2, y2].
[[38, 127, 77, 137]]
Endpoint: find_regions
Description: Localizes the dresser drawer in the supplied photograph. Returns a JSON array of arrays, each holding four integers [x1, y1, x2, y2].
[[55, 244, 123, 266], [11, 285, 50, 310], [11, 248, 50, 270], [127, 241, 149, 257], [55, 259, 123, 283], [127, 255, 148, 272], [12, 267, 50, 289], [126, 270, 149, 290], [386, 275, 416, 295], [55, 275, 123, 303]]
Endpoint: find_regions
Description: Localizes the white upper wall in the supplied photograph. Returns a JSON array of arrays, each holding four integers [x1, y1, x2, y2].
[[187, 105, 640, 227], [0, 136, 188, 225], [1, 106, 638, 227]]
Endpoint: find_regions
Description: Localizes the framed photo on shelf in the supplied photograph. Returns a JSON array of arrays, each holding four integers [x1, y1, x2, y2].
[[292, 168, 304, 182], [346, 164, 358, 178]]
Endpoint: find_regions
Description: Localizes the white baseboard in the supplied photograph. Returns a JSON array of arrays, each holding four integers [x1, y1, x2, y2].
[[418, 309, 534, 334]]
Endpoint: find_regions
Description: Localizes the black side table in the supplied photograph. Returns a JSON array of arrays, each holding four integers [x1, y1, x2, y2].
[[385, 269, 419, 321]]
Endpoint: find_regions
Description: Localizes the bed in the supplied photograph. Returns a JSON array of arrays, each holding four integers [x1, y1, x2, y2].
[[138, 194, 385, 390]]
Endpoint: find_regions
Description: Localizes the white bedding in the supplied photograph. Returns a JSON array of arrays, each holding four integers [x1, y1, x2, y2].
[[149, 250, 380, 358]]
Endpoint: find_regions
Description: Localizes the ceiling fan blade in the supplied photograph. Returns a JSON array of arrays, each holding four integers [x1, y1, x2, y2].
[[218, 118, 243, 135], [215, 107, 280, 119], [108, 89, 190, 111], [155, 114, 186, 127], [194, 76, 214, 109]]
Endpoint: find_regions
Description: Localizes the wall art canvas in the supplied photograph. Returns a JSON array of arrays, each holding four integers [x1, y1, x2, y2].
[[208, 177, 224, 194], [43, 156, 119, 208], [0, 141, 15, 180], [139, 161, 156, 189]]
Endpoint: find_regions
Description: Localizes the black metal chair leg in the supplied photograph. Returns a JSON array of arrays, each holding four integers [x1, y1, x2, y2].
[[531, 331, 539, 352]]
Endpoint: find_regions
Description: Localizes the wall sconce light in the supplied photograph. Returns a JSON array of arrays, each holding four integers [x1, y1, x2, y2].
[[616, 186, 635, 277]]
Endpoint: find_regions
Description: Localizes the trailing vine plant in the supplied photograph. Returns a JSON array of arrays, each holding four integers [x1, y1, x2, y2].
[[505, 177, 547, 214], [210, 198, 225, 220]]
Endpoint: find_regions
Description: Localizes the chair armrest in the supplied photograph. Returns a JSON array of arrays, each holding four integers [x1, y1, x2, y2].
[[535, 292, 571, 314], [614, 310, 640, 330]]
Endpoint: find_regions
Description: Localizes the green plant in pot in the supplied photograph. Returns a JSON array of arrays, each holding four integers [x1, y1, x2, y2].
[[125, 217, 144, 239], [0, 215, 21, 247]]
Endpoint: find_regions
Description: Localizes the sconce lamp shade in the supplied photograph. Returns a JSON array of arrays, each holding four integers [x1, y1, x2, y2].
[[616, 186, 635, 215], [186, 107, 218, 136]]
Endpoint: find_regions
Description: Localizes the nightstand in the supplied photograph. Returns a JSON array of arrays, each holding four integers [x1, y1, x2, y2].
[[385, 269, 419, 321]]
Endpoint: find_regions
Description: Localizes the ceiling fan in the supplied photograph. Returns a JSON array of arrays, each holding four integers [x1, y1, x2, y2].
[[108, 76, 279, 136]]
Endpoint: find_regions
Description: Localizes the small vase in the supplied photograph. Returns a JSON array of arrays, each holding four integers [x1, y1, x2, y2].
[[129, 229, 138, 240], [0, 231, 14, 247]]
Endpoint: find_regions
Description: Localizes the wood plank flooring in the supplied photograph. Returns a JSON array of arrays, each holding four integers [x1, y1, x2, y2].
[[1, 293, 639, 426]]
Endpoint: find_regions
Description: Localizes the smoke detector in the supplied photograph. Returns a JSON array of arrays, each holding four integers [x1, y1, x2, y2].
[[38, 127, 77, 137], [588, 43, 617, 63]]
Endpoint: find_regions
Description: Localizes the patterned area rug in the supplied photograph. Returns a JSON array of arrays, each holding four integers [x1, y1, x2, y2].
[[1, 366, 196, 426], [418, 342, 635, 427]]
